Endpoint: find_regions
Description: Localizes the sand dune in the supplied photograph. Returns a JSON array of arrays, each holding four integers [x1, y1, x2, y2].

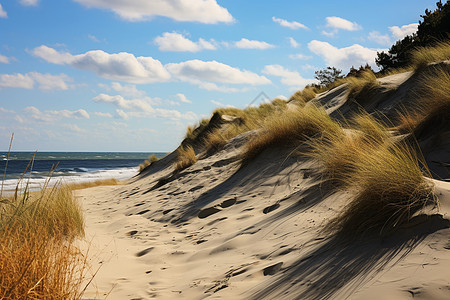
[[78, 64, 449, 299]]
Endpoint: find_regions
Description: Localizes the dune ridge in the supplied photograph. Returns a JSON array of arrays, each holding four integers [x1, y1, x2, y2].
[[79, 60, 449, 299]]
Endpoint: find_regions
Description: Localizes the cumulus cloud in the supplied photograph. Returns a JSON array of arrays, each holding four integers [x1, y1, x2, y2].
[[166, 60, 271, 90], [0, 4, 7, 18], [73, 0, 234, 23], [322, 16, 361, 37], [24, 106, 89, 122], [110, 82, 146, 98], [32, 45, 171, 84], [20, 0, 39, 6], [176, 93, 192, 104], [262, 65, 316, 89], [272, 17, 308, 30], [0, 72, 71, 90], [154, 32, 216, 52], [325, 16, 361, 31], [0, 54, 10, 64], [368, 31, 392, 46], [234, 38, 275, 50], [308, 40, 378, 71], [389, 23, 419, 40]]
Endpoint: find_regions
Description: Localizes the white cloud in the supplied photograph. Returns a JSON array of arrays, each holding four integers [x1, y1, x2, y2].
[[154, 32, 216, 52], [20, 0, 39, 6], [73, 0, 234, 24], [325, 16, 361, 31], [389, 23, 419, 40], [33, 45, 171, 84], [308, 40, 378, 71], [176, 93, 192, 104], [0, 54, 9, 64], [262, 64, 316, 89], [166, 60, 271, 90], [234, 38, 275, 50], [29, 72, 71, 90], [110, 82, 146, 98], [0, 4, 7, 18], [368, 31, 392, 46], [0, 72, 71, 90], [93, 93, 155, 113], [0, 73, 34, 89], [88, 34, 100, 42], [288, 37, 300, 48], [63, 124, 85, 133], [24, 106, 89, 122], [94, 112, 113, 118], [289, 53, 312, 60], [272, 16, 308, 30], [116, 109, 130, 120]]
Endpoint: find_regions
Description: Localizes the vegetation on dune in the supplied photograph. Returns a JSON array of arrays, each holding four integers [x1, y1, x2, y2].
[[139, 154, 160, 172], [241, 104, 341, 163], [0, 179, 89, 299], [376, 1, 450, 72], [328, 141, 436, 237], [175, 145, 197, 171]]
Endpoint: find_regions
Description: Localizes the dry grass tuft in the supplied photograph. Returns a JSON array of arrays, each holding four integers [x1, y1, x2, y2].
[[308, 112, 390, 185], [67, 178, 120, 191], [289, 86, 318, 104], [346, 70, 379, 101], [329, 142, 435, 237], [175, 145, 197, 171], [410, 41, 450, 69], [242, 104, 341, 163], [0, 181, 88, 298], [139, 154, 160, 172]]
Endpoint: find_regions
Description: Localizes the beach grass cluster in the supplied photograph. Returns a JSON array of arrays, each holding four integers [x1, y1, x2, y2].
[[0, 181, 88, 299], [410, 41, 450, 69], [139, 154, 159, 172], [175, 145, 197, 171], [241, 103, 341, 163]]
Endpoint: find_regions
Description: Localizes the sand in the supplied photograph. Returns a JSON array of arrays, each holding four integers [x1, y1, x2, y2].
[[77, 65, 450, 299]]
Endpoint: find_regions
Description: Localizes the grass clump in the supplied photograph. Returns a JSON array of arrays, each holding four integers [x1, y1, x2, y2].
[[175, 145, 197, 171], [0, 181, 88, 299], [242, 104, 341, 163], [329, 142, 435, 237], [288, 86, 318, 104], [308, 112, 390, 185], [410, 41, 450, 69], [139, 154, 160, 172]]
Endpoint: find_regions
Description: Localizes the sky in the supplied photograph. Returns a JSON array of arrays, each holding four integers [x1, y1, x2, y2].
[[0, 0, 439, 152]]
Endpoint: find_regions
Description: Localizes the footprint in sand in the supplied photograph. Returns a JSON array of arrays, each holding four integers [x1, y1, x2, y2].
[[263, 262, 283, 276], [263, 203, 280, 214], [136, 247, 154, 257]]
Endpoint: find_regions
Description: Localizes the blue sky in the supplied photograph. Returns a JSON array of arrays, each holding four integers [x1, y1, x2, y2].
[[0, 0, 438, 152]]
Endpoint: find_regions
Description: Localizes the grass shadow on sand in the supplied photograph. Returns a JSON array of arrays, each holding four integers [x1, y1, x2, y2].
[[249, 214, 450, 300]]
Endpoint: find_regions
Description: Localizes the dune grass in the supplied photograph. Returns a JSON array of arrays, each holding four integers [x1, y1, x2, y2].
[[175, 145, 197, 171], [242, 104, 341, 163], [288, 86, 318, 104], [410, 41, 450, 69], [306, 112, 436, 236], [0, 180, 88, 299], [139, 154, 160, 172], [395, 62, 450, 135], [308, 112, 390, 185], [329, 141, 435, 237], [67, 178, 120, 191]]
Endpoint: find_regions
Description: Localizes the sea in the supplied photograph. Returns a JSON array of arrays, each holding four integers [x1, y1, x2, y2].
[[0, 152, 166, 194]]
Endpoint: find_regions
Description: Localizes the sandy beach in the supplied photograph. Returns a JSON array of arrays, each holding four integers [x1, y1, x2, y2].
[[76, 64, 450, 300]]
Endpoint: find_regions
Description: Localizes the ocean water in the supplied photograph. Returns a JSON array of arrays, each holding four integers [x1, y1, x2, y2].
[[0, 152, 166, 193]]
